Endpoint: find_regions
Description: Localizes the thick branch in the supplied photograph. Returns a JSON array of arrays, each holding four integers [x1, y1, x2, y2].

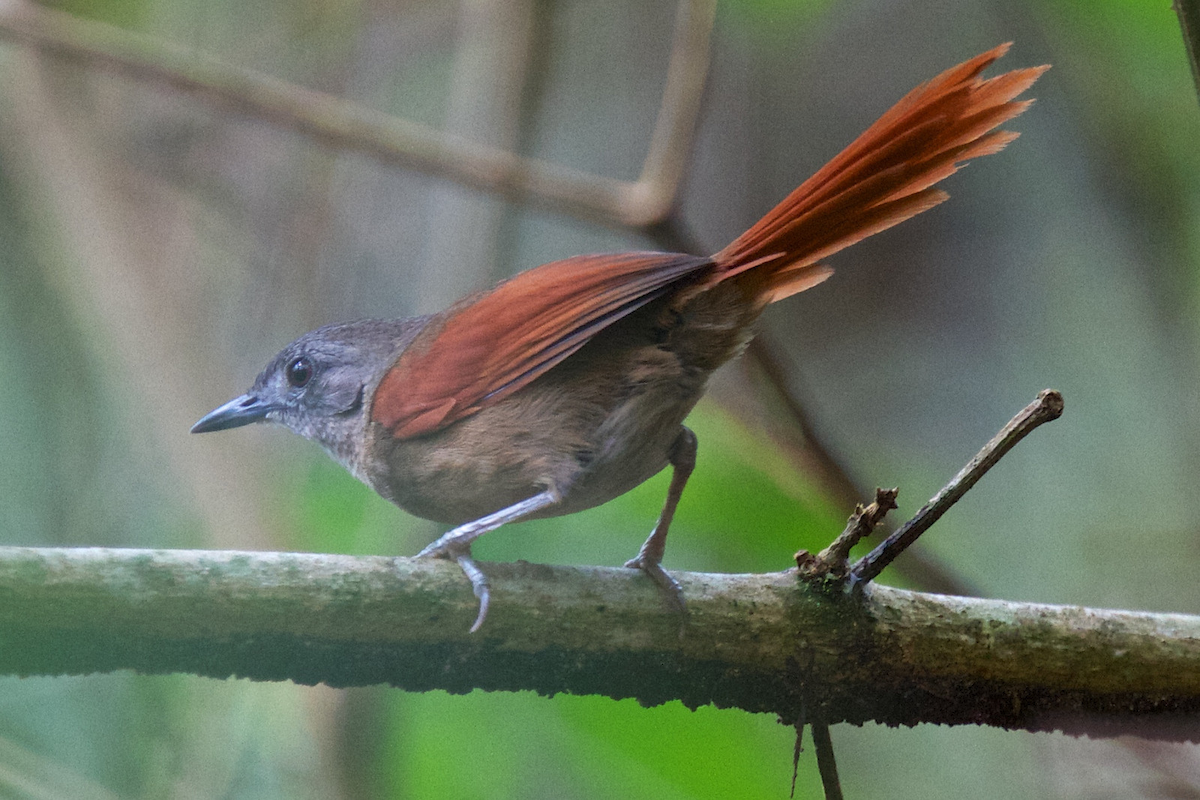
[[2, 546, 1199, 741]]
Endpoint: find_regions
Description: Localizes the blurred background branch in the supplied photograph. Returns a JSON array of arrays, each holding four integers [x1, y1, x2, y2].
[[1177, 0, 1200, 101], [0, 0, 712, 228]]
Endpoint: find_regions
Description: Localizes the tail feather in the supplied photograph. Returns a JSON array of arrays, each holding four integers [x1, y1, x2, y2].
[[713, 43, 1048, 305]]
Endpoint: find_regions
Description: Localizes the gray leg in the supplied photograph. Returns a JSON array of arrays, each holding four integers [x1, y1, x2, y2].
[[416, 488, 560, 632], [624, 426, 696, 613]]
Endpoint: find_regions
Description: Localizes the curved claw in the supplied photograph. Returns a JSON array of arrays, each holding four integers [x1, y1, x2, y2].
[[414, 539, 492, 633], [456, 554, 491, 633], [411, 490, 562, 631], [624, 554, 687, 615]]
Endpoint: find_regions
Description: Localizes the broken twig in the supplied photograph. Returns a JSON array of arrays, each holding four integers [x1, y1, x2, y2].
[[796, 487, 898, 579], [851, 389, 1063, 585]]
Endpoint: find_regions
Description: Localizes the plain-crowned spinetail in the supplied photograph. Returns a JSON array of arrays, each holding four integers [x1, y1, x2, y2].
[[192, 45, 1046, 631]]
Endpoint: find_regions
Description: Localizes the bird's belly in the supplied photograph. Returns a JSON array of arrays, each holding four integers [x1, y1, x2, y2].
[[365, 359, 706, 526], [544, 384, 695, 516]]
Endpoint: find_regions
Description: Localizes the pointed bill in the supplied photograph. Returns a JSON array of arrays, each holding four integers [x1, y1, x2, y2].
[[191, 394, 280, 433]]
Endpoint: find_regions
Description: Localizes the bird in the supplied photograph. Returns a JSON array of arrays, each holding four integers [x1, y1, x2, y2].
[[192, 44, 1046, 632]]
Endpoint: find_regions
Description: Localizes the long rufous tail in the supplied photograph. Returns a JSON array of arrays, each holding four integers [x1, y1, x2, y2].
[[714, 43, 1047, 306], [373, 45, 1046, 440]]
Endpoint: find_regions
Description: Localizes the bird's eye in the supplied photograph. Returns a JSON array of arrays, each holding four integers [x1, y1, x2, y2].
[[286, 356, 314, 388]]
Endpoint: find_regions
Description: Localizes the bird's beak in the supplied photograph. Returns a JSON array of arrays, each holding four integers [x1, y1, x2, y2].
[[191, 393, 278, 433]]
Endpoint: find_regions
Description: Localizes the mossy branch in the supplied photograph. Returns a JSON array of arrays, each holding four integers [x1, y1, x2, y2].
[[2, 545, 1199, 742]]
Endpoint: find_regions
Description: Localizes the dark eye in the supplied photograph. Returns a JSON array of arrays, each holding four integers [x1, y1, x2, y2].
[[286, 356, 314, 388]]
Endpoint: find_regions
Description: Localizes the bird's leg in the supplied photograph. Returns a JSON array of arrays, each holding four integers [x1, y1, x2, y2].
[[415, 487, 560, 632], [625, 426, 697, 613]]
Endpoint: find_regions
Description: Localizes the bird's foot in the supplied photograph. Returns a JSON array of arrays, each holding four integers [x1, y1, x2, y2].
[[417, 537, 491, 633], [624, 553, 687, 615], [413, 490, 563, 633]]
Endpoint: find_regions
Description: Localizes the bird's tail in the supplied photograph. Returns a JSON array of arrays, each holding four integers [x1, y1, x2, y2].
[[711, 43, 1047, 305]]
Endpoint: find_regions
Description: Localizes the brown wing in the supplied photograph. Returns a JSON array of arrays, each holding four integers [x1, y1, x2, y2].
[[371, 252, 712, 439]]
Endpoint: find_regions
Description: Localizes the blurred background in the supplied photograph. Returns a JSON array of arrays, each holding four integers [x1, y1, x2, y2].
[[0, 0, 1197, 796]]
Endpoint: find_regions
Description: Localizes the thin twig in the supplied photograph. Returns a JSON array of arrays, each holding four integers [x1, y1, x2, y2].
[[1176, 0, 1200, 104], [811, 720, 843, 800], [790, 698, 805, 798], [852, 389, 1064, 585], [796, 487, 898, 579], [748, 336, 976, 597]]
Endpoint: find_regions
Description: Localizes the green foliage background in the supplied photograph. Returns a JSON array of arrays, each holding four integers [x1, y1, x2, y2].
[[0, 0, 1196, 797]]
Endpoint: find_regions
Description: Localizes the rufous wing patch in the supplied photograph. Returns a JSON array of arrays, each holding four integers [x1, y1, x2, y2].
[[371, 252, 712, 439]]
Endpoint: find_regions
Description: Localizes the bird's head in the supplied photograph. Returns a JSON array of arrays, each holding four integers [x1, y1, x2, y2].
[[191, 317, 430, 469]]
